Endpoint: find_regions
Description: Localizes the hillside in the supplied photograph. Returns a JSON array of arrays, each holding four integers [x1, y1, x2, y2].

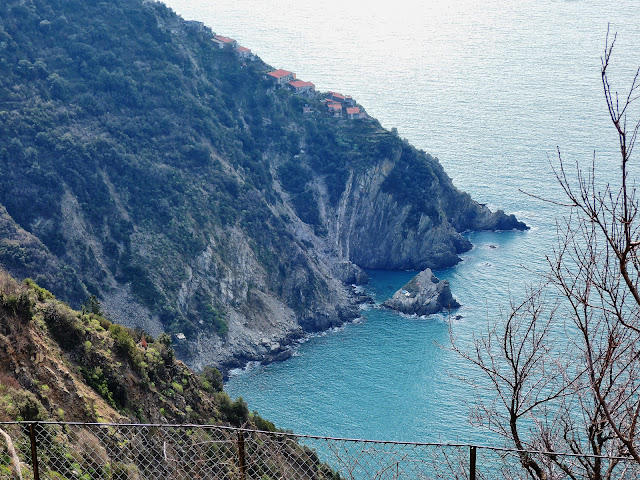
[[0, 270, 345, 478], [0, 0, 526, 370], [0, 269, 249, 425]]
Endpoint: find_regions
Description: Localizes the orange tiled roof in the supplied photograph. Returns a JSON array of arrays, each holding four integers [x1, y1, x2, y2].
[[214, 35, 235, 43], [328, 92, 346, 100], [267, 69, 294, 79], [289, 80, 315, 88]]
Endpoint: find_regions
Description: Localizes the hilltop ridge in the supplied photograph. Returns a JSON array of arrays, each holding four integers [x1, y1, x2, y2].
[[0, 0, 526, 371]]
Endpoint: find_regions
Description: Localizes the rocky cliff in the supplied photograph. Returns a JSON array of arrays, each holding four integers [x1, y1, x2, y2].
[[0, 0, 526, 372]]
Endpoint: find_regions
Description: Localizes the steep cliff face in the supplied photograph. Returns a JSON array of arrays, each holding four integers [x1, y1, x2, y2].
[[326, 159, 471, 270], [0, 0, 526, 371], [174, 227, 360, 371], [305, 148, 524, 271]]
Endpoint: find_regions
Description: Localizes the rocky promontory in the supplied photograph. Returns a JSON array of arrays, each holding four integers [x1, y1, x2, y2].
[[383, 269, 460, 316], [0, 0, 523, 372]]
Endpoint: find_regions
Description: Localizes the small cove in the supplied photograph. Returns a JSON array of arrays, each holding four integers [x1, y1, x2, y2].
[[225, 229, 531, 443], [163, 0, 640, 442]]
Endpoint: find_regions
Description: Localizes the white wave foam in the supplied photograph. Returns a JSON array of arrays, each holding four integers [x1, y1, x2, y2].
[[228, 360, 262, 377]]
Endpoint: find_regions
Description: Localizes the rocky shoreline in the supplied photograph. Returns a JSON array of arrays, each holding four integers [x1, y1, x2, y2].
[[216, 267, 462, 379], [217, 284, 374, 379]]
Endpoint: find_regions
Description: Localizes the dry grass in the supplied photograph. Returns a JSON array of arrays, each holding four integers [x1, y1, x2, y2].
[[0, 270, 20, 298]]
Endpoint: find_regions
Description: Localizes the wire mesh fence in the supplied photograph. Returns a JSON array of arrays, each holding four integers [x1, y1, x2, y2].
[[1, 421, 639, 479]]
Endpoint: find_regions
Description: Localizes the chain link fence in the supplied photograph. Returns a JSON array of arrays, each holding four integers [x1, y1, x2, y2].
[[1, 422, 639, 479]]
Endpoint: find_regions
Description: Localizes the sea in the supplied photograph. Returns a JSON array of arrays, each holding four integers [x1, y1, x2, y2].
[[162, 0, 640, 444]]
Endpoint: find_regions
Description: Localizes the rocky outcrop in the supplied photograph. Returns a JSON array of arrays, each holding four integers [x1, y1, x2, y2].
[[383, 269, 459, 316], [318, 156, 527, 271], [331, 261, 369, 285]]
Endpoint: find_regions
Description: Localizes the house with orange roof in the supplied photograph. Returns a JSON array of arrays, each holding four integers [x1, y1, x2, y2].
[[327, 92, 346, 103], [212, 35, 237, 49], [235, 46, 255, 60], [346, 107, 363, 119], [327, 102, 342, 117], [327, 91, 356, 107], [266, 69, 296, 85], [288, 80, 315, 95]]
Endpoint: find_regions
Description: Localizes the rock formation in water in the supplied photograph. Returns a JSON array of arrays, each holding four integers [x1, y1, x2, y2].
[[383, 269, 460, 316]]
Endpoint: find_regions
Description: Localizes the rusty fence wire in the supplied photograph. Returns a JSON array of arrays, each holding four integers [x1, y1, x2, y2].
[[1, 421, 639, 479]]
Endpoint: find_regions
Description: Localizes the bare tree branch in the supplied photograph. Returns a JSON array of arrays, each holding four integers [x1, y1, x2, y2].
[[456, 29, 640, 479]]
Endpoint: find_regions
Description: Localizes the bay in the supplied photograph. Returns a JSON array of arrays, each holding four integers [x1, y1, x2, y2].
[[162, 0, 640, 442]]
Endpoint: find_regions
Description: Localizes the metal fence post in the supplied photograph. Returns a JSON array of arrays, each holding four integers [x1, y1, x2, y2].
[[237, 430, 246, 480], [469, 446, 476, 480], [29, 422, 40, 480]]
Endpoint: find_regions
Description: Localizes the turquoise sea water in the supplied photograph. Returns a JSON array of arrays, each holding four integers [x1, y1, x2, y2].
[[222, 232, 529, 444], [162, 0, 640, 442]]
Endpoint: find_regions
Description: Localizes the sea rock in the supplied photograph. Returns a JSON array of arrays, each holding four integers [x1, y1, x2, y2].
[[383, 269, 460, 316]]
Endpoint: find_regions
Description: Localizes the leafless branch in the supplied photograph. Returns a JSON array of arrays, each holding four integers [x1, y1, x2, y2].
[[456, 29, 640, 479]]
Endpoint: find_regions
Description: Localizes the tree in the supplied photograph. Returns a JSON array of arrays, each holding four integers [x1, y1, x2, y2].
[[456, 30, 640, 479]]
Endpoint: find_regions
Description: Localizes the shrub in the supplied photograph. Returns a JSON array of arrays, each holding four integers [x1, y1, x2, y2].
[[200, 366, 223, 393], [11, 390, 47, 421], [109, 324, 136, 359], [2, 290, 34, 319], [215, 392, 249, 426], [251, 411, 277, 432], [81, 295, 103, 316], [44, 303, 85, 350], [79, 366, 129, 409], [98, 316, 111, 331], [23, 278, 54, 301]]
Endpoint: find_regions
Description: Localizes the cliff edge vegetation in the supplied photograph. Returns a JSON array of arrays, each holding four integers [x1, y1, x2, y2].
[[0, 268, 248, 425]]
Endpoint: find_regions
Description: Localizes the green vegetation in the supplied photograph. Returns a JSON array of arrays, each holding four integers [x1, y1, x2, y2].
[[381, 146, 443, 227], [2, 0, 375, 342], [23, 278, 54, 301], [200, 365, 224, 393], [0, 0, 300, 337], [0, 0, 521, 366], [0, 271, 253, 428], [192, 288, 228, 335], [80, 366, 118, 408], [0, 0, 446, 337], [0, 288, 34, 319], [216, 392, 249, 426]]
